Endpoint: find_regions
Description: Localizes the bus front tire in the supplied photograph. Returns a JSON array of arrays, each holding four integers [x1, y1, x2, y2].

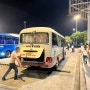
[[6, 51, 11, 58], [62, 52, 65, 60], [62, 57, 65, 60]]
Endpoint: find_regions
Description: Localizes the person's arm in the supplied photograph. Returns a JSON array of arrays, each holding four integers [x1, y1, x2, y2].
[[16, 57, 22, 67]]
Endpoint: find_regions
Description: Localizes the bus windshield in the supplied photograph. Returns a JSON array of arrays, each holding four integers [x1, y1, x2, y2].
[[20, 32, 49, 44], [0, 36, 4, 44]]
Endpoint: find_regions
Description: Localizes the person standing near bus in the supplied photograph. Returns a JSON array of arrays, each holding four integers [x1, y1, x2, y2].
[[82, 45, 88, 64], [2, 47, 22, 80], [71, 45, 75, 52], [87, 44, 90, 62]]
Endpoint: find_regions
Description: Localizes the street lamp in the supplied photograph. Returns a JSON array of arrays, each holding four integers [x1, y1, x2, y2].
[[73, 28, 76, 32], [74, 14, 81, 32], [73, 14, 81, 45], [24, 21, 27, 28], [72, 28, 77, 45]]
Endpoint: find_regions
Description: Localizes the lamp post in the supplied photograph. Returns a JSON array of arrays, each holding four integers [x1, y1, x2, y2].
[[73, 28, 76, 32], [73, 14, 81, 45], [24, 21, 26, 28], [74, 14, 81, 32], [72, 28, 76, 45]]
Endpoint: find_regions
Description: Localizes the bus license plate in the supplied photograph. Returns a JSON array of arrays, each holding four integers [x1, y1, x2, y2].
[[30, 61, 38, 63], [26, 52, 32, 56]]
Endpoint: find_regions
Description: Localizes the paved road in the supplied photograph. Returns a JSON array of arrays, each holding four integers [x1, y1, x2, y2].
[[0, 50, 81, 90], [0, 58, 9, 62]]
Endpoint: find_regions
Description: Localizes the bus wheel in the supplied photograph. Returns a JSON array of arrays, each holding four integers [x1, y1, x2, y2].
[[54, 59, 59, 69], [6, 51, 11, 58], [62, 52, 65, 60], [62, 57, 65, 60]]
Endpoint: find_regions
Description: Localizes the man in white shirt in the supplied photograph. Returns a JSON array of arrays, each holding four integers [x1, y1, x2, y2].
[[2, 47, 22, 80]]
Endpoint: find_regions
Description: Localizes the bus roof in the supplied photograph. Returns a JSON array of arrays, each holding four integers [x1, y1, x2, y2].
[[20, 27, 64, 38], [0, 33, 19, 37]]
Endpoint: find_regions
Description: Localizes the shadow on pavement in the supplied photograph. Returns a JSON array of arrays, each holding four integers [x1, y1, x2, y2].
[[52, 57, 69, 74], [18, 57, 68, 81], [12, 57, 69, 82], [18, 67, 53, 81]]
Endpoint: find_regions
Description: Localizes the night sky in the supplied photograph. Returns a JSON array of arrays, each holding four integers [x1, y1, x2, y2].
[[0, 0, 87, 36]]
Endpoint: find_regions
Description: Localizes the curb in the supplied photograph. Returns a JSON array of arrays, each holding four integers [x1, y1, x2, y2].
[[80, 57, 87, 90]]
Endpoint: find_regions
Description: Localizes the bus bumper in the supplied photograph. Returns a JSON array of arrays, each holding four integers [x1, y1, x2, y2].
[[21, 61, 53, 68]]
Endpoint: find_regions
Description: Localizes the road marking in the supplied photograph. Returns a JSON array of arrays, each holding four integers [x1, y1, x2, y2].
[[54, 69, 71, 73], [74, 56, 78, 73]]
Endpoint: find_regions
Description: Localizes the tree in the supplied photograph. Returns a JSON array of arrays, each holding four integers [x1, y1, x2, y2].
[[70, 30, 87, 44], [83, 30, 87, 44], [65, 36, 72, 42]]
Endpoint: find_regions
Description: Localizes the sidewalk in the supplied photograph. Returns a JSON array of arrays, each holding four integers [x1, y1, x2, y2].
[[83, 60, 90, 90]]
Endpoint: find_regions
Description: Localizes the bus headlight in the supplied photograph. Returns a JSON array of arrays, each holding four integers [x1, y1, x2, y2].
[[0, 52, 5, 56], [0, 46, 4, 48]]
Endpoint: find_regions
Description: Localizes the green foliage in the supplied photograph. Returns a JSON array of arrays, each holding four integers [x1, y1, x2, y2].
[[65, 36, 72, 42], [83, 31, 87, 44], [70, 30, 87, 44]]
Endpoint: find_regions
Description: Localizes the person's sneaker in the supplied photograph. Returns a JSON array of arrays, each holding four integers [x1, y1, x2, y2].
[[2, 78, 6, 81]]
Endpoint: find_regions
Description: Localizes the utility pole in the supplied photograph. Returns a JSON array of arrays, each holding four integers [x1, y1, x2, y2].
[[88, 5, 90, 43]]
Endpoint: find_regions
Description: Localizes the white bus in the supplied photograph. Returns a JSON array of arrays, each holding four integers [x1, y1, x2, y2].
[[19, 27, 65, 68]]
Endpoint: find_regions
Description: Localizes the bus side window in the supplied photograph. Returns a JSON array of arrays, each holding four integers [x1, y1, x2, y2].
[[61, 38, 65, 47], [9, 38, 14, 44], [57, 35, 61, 47], [0, 36, 3, 44], [14, 38, 18, 44], [5, 36, 14, 44], [52, 33, 58, 46]]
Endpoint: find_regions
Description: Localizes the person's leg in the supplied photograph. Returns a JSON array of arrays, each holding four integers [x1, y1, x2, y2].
[[12, 64, 18, 79], [2, 65, 12, 80], [84, 56, 87, 64], [86, 56, 88, 62], [83, 55, 85, 62], [72, 48, 73, 52], [73, 48, 75, 52], [72, 48, 74, 52]]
